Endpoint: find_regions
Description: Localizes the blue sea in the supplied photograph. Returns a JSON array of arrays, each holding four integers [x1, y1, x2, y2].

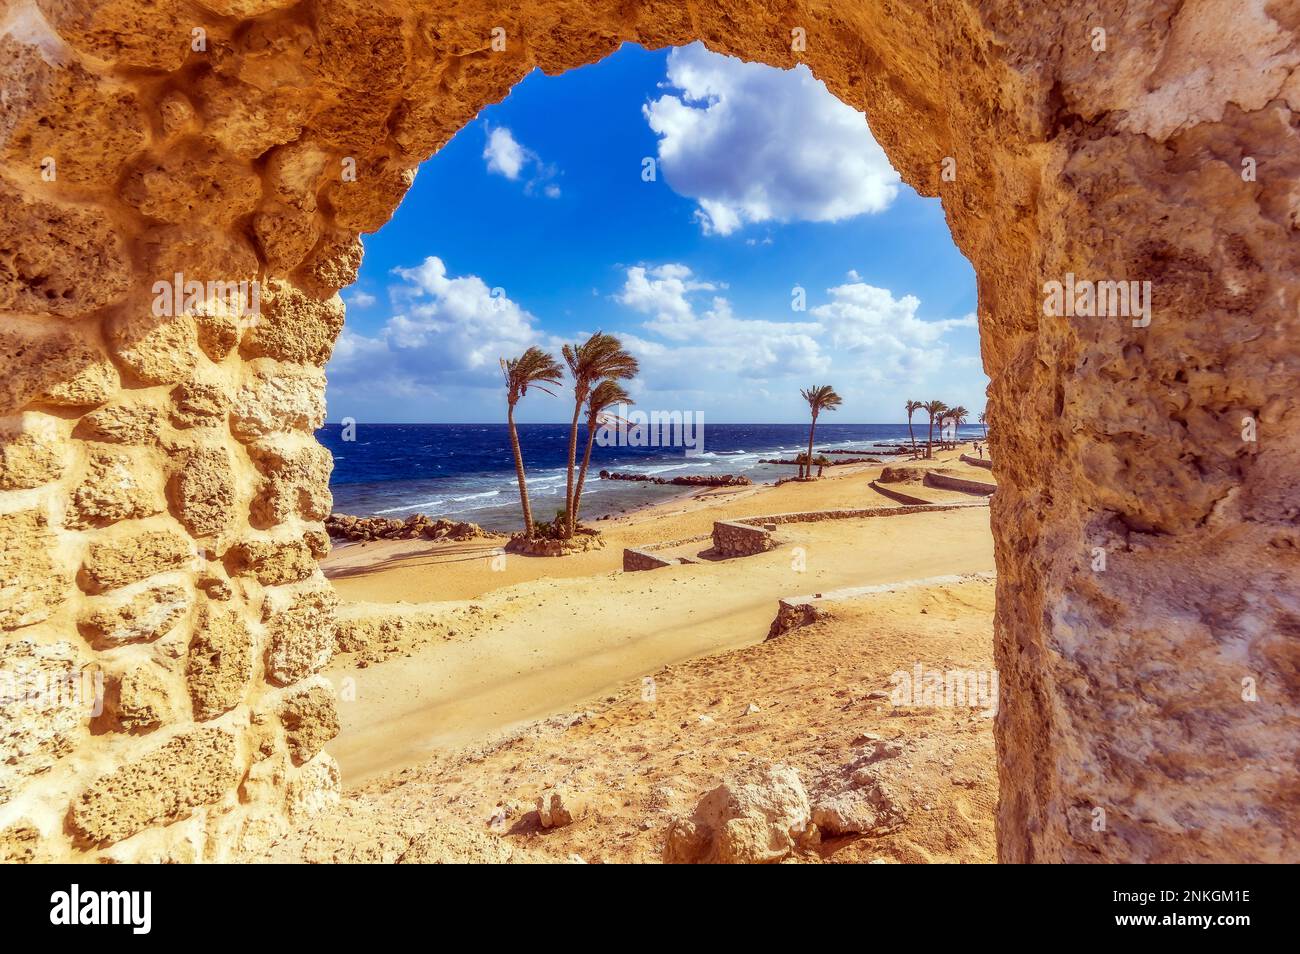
[[317, 422, 983, 531]]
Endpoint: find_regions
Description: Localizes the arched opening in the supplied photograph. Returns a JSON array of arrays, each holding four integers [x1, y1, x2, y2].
[[0, 0, 1294, 864]]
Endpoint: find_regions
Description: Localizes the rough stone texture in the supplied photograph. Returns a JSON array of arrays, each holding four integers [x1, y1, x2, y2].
[[78, 582, 192, 648], [0, 0, 1295, 864], [263, 580, 338, 685], [0, 510, 69, 629], [68, 728, 239, 847], [0, 424, 64, 490], [711, 520, 775, 557], [0, 637, 91, 802], [79, 529, 194, 594], [664, 763, 814, 864], [276, 677, 340, 764], [228, 537, 317, 586], [186, 605, 253, 721], [67, 446, 164, 528], [169, 446, 236, 538]]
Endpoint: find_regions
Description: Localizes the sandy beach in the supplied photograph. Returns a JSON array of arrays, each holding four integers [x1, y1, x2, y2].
[[260, 443, 1002, 862]]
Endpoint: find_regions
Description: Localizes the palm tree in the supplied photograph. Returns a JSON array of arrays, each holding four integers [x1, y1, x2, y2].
[[922, 400, 948, 459], [500, 347, 564, 535], [978, 410, 988, 438], [905, 399, 923, 458], [800, 385, 842, 480], [948, 405, 969, 448], [562, 332, 639, 536], [571, 380, 633, 530]]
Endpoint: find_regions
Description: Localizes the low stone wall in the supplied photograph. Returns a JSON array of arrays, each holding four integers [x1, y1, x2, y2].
[[623, 548, 680, 571], [868, 481, 934, 506], [959, 454, 993, 470], [735, 500, 987, 527], [924, 471, 997, 496], [712, 520, 776, 557]]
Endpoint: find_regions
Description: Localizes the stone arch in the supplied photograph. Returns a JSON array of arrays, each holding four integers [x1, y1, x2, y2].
[[1, 0, 1296, 863]]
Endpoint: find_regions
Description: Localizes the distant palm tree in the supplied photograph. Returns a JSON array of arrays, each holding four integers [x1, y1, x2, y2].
[[501, 347, 564, 535], [923, 400, 948, 459], [949, 405, 969, 448], [978, 409, 988, 438], [571, 380, 633, 531], [905, 399, 923, 458], [562, 332, 638, 536], [800, 385, 842, 480]]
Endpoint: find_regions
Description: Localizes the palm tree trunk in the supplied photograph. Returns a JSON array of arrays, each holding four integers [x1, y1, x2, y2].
[[907, 414, 917, 457], [507, 403, 533, 534], [564, 397, 583, 537], [805, 413, 817, 480], [572, 413, 598, 530], [927, 415, 934, 459]]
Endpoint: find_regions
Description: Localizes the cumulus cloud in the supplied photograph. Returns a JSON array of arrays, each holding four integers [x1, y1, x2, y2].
[[482, 126, 561, 197], [483, 127, 527, 179], [344, 290, 376, 308], [613, 263, 973, 391], [644, 44, 901, 235], [327, 256, 539, 402]]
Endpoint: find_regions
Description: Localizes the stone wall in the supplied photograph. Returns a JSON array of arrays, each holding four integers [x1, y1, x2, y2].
[[923, 472, 997, 496], [622, 548, 680, 571], [959, 454, 993, 470], [712, 521, 776, 557], [0, 0, 1296, 863]]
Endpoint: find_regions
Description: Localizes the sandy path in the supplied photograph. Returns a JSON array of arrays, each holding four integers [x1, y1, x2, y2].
[[326, 506, 994, 787]]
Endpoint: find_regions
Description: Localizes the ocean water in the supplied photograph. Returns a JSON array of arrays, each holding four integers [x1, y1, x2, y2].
[[318, 422, 985, 531]]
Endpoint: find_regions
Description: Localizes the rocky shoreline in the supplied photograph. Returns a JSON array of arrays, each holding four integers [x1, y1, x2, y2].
[[325, 512, 505, 542], [598, 470, 752, 487]]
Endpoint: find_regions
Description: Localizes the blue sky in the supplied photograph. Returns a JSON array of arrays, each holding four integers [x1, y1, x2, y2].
[[326, 43, 986, 424]]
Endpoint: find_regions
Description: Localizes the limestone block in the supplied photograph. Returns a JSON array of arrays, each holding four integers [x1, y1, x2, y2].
[[170, 380, 231, 429], [248, 438, 333, 525], [0, 35, 147, 187], [252, 204, 321, 274], [67, 447, 165, 528], [287, 752, 341, 820], [240, 280, 344, 366], [296, 230, 364, 299], [228, 537, 316, 586], [76, 401, 163, 445], [169, 445, 235, 538], [0, 637, 94, 802], [0, 190, 131, 318], [230, 363, 326, 439], [79, 529, 194, 594], [323, 157, 416, 234], [108, 309, 201, 386], [121, 139, 262, 225], [0, 510, 69, 629], [0, 426, 65, 490], [68, 727, 239, 847], [263, 579, 337, 685], [277, 677, 340, 764], [186, 604, 253, 721], [78, 581, 192, 647], [110, 662, 183, 733], [0, 325, 117, 413]]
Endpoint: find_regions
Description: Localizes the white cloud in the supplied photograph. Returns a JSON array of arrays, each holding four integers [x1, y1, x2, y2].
[[613, 262, 974, 393], [644, 44, 901, 235], [482, 126, 562, 198], [327, 256, 539, 403], [345, 290, 376, 308], [483, 127, 527, 179]]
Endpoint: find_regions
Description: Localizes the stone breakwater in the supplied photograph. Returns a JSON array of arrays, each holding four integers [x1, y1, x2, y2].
[[759, 457, 880, 466], [598, 471, 752, 487], [325, 513, 503, 542]]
